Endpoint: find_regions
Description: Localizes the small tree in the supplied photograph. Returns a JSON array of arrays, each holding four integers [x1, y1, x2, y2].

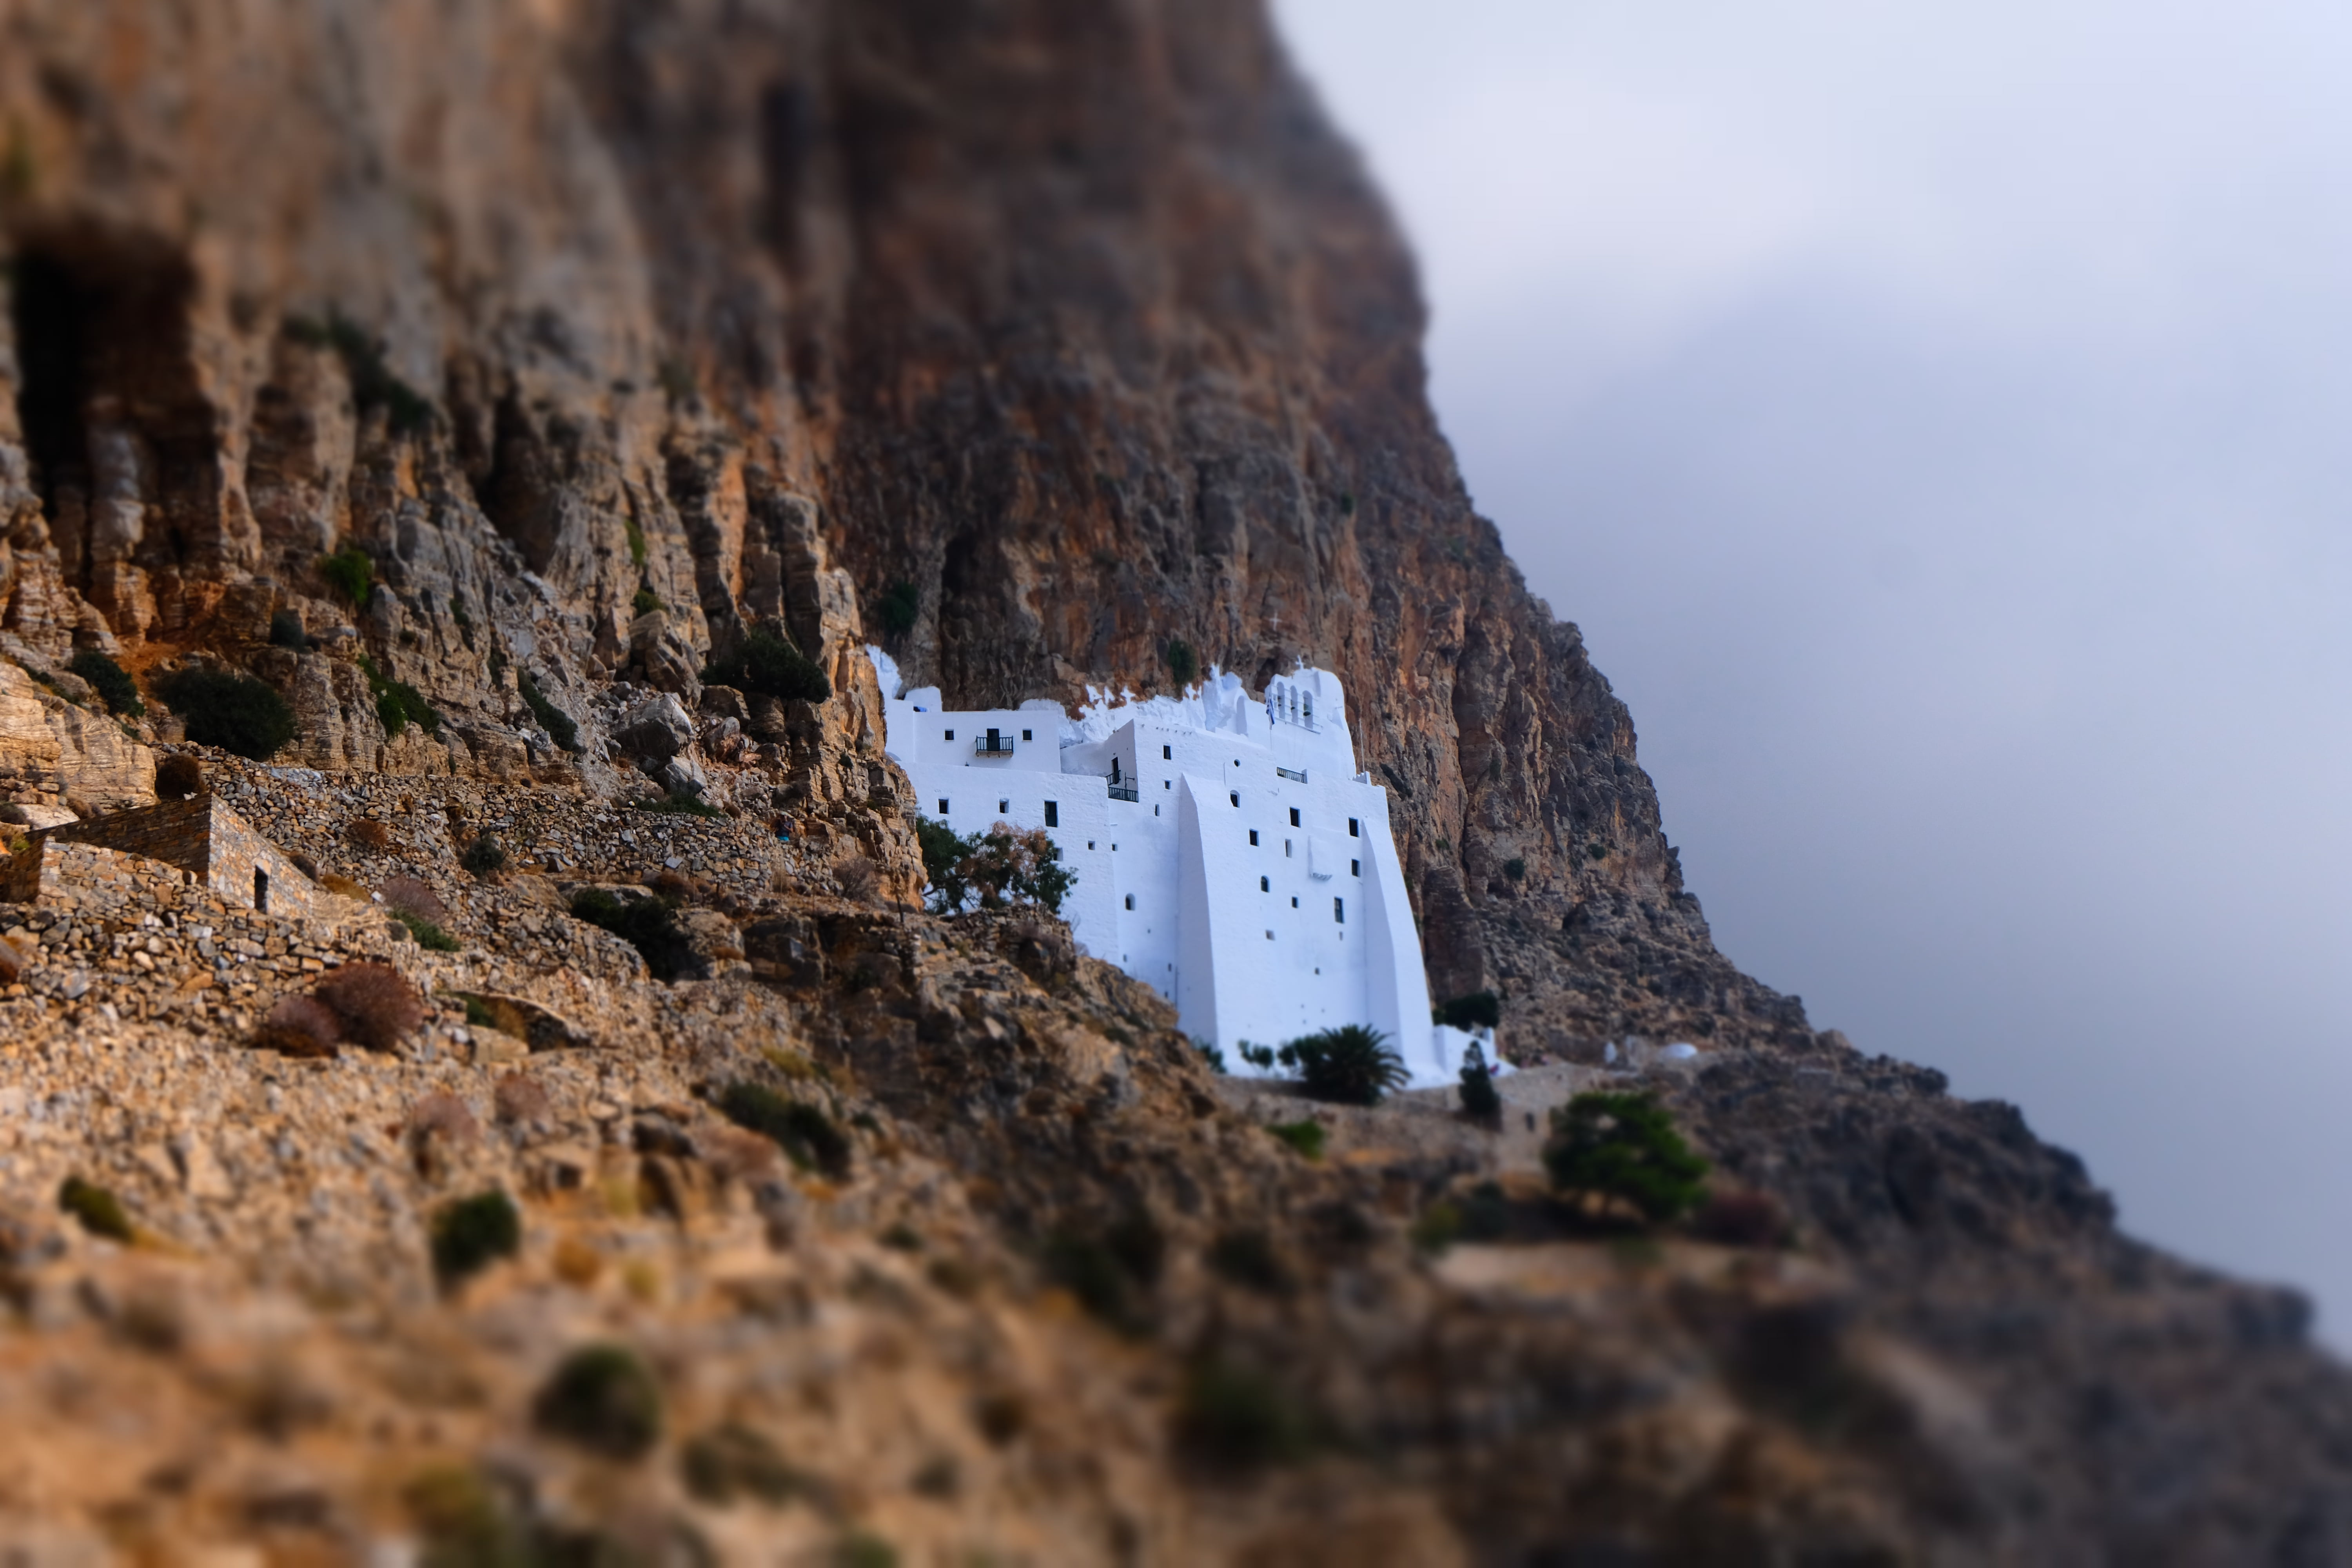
[[702, 627, 830, 703], [1165, 638, 1198, 688], [917, 818, 973, 914], [877, 580, 920, 635], [1543, 1091, 1709, 1225], [958, 824, 1074, 913], [1436, 990, 1502, 1030], [1457, 1040, 1502, 1125], [1265, 1025, 1408, 1107]]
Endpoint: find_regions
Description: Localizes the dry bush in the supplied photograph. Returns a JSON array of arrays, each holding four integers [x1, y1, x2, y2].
[[407, 1091, 481, 1146], [319, 873, 368, 899], [257, 993, 342, 1057], [377, 874, 449, 923], [347, 818, 394, 852], [154, 754, 204, 798], [493, 1073, 552, 1127], [312, 962, 424, 1051], [645, 867, 701, 904], [835, 855, 880, 903]]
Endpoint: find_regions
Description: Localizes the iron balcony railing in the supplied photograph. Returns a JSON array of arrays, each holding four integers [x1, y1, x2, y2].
[[1106, 774, 1140, 802], [973, 736, 1016, 756]]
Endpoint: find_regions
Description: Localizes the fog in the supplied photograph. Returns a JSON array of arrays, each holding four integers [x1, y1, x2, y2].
[[1275, 1, 2352, 1342]]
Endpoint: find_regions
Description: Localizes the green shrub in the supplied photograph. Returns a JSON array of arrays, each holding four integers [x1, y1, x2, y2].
[[1265, 1120, 1325, 1160], [1586, 842, 1610, 861], [1283, 1025, 1407, 1107], [1458, 1042, 1502, 1124], [394, 911, 461, 951], [833, 1534, 898, 1568], [632, 792, 721, 818], [447, 594, 472, 632], [517, 673, 581, 753], [1040, 1210, 1162, 1332], [1165, 638, 1198, 687], [716, 1082, 851, 1177], [404, 1465, 526, 1567], [318, 546, 375, 606], [67, 651, 142, 717], [681, 1423, 806, 1506], [1194, 1039, 1227, 1073], [632, 586, 663, 617], [1174, 1357, 1309, 1470], [460, 832, 508, 878], [58, 1176, 134, 1242], [1543, 1091, 1710, 1225], [877, 580, 920, 636], [570, 888, 699, 981], [154, 754, 204, 797], [155, 667, 298, 760], [533, 1343, 663, 1461], [1504, 856, 1527, 882], [295, 314, 434, 435], [268, 609, 308, 648], [430, 1190, 520, 1289], [1435, 990, 1502, 1030], [624, 514, 648, 566], [358, 655, 441, 738], [702, 627, 830, 704]]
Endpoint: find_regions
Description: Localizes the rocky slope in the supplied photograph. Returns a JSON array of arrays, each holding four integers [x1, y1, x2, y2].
[[0, 1, 2349, 1562]]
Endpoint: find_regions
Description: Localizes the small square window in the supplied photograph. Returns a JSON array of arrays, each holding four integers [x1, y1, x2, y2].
[[1088, 840, 1096, 850], [1125, 894, 1135, 910], [1163, 744, 1172, 759], [1249, 829, 1259, 846], [1290, 896, 1298, 908], [1260, 876, 1269, 892], [937, 799, 949, 814], [1044, 801, 1058, 827], [1289, 807, 1300, 827], [1348, 817, 1359, 837], [1351, 858, 1360, 877], [1165, 780, 1172, 789], [998, 798, 1009, 813], [945, 728, 955, 741], [1022, 728, 1033, 741]]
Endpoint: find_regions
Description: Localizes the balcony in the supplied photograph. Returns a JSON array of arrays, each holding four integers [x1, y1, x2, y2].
[[1275, 766, 1307, 783], [973, 735, 1016, 757], [1106, 776, 1140, 802]]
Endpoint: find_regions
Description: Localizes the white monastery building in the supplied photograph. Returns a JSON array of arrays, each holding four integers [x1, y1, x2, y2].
[[870, 650, 1495, 1088]]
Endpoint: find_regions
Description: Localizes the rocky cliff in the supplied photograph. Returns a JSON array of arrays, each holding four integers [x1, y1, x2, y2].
[[1, 2, 2348, 1563], [0, 0, 1795, 1059]]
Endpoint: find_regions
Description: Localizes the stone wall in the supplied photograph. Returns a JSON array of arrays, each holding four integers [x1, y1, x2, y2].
[[20, 797, 321, 918], [0, 839, 199, 913]]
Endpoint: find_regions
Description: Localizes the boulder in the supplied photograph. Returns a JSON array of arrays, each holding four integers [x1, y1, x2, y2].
[[612, 693, 693, 762], [0, 661, 155, 812]]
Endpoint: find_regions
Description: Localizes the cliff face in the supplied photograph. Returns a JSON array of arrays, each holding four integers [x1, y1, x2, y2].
[[0, 0, 1798, 1058]]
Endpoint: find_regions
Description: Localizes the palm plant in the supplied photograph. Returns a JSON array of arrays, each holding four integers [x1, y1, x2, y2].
[[1282, 1025, 1408, 1106]]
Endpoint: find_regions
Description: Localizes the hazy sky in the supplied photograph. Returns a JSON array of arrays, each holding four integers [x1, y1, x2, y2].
[[1274, 1, 2352, 1343]]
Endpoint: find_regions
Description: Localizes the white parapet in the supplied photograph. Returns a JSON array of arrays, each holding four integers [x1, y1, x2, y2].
[[870, 647, 1474, 1088]]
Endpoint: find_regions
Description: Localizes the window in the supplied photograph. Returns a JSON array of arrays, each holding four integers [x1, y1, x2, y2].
[[1348, 817, 1359, 838], [1290, 896, 1298, 908], [1044, 801, 1058, 827], [254, 868, 269, 913], [998, 798, 1009, 813], [1351, 858, 1360, 877], [1163, 744, 1172, 759], [1248, 829, 1259, 846], [1229, 792, 1240, 808], [1260, 876, 1269, 892], [1285, 839, 1292, 857], [938, 799, 949, 814], [1334, 897, 1345, 924], [1165, 780, 1171, 789], [1125, 894, 1135, 910], [1265, 930, 1274, 940], [1022, 728, 1033, 742], [945, 728, 955, 741], [1088, 840, 1096, 850], [1289, 808, 1300, 827]]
